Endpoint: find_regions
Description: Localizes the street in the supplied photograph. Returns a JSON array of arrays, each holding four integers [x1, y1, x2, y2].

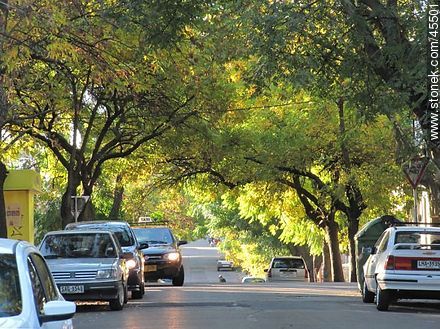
[[72, 240, 440, 329]]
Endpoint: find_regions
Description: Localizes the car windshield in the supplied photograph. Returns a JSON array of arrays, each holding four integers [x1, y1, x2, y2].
[[40, 233, 117, 258], [133, 228, 173, 245], [67, 223, 135, 247], [0, 255, 22, 317], [272, 258, 305, 269]]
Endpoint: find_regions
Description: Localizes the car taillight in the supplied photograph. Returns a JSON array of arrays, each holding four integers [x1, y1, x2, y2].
[[384, 255, 395, 270], [385, 256, 413, 270], [267, 269, 272, 278], [304, 269, 308, 279]]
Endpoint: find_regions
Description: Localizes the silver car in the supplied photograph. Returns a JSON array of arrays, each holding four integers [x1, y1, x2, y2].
[[265, 256, 307, 281], [39, 230, 129, 311]]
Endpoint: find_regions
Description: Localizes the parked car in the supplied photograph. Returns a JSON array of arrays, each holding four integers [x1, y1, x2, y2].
[[241, 276, 266, 284], [39, 230, 129, 311], [132, 226, 187, 286], [0, 238, 75, 328], [265, 256, 307, 281], [362, 225, 440, 311], [65, 221, 147, 299], [217, 259, 234, 271]]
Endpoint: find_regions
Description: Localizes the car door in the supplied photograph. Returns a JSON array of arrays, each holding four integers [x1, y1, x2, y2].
[[364, 230, 390, 291]]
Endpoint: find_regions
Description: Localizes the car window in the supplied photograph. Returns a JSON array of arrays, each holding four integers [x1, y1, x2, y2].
[[0, 254, 22, 317], [272, 258, 305, 269], [40, 233, 117, 258], [133, 228, 174, 245], [28, 253, 61, 316], [376, 231, 390, 253], [28, 253, 58, 302], [395, 231, 440, 248], [67, 224, 136, 247]]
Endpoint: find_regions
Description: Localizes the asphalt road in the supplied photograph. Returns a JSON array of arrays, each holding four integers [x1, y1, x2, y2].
[[72, 239, 440, 329]]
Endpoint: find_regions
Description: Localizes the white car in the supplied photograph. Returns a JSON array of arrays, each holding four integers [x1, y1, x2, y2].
[[363, 226, 440, 311], [217, 259, 234, 271], [265, 256, 307, 281], [0, 238, 76, 329], [241, 276, 266, 284]]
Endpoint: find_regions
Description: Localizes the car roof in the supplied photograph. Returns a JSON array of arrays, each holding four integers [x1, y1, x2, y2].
[[66, 220, 130, 227], [0, 238, 20, 254], [272, 256, 303, 259], [44, 229, 115, 236], [390, 226, 440, 232], [0, 238, 36, 255]]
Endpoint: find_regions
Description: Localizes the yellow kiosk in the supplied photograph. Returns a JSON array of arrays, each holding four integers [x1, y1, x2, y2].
[[4, 169, 41, 244]]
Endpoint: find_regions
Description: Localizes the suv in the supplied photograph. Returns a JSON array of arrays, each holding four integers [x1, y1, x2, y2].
[[265, 256, 307, 282], [39, 230, 128, 311], [363, 225, 440, 311], [132, 226, 187, 286], [65, 221, 147, 299]]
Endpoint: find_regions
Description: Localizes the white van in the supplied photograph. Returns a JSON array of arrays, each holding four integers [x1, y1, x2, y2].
[[265, 256, 307, 281]]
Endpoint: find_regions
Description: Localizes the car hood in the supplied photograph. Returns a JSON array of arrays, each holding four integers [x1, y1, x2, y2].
[[46, 258, 117, 271], [142, 245, 176, 255]]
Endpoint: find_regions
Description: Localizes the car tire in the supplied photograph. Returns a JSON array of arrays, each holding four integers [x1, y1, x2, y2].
[[172, 266, 185, 286], [376, 283, 391, 311], [362, 280, 375, 303], [109, 281, 125, 311], [131, 276, 143, 299]]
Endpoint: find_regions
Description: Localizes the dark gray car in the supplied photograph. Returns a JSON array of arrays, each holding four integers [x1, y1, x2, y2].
[[65, 221, 147, 299]]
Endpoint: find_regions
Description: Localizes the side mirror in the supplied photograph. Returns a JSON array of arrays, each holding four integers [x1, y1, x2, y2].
[[177, 240, 188, 246], [40, 300, 76, 323], [263, 269, 268, 272], [139, 242, 149, 250]]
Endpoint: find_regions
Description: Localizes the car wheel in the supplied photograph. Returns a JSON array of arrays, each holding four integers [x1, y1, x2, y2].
[[109, 281, 125, 311], [123, 281, 128, 304], [362, 280, 374, 303], [172, 266, 185, 286], [375, 283, 391, 311]]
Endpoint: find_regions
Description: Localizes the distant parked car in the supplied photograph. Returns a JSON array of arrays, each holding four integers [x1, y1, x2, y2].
[[132, 226, 186, 286], [65, 220, 147, 299], [0, 238, 75, 329], [241, 276, 266, 284], [39, 230, 129, 311], [265, 256, 307, 281], [363, 225, 440, 311], [217, 259, 234, 271]]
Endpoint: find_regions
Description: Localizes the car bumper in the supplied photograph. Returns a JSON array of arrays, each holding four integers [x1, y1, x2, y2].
[[56, 280, 120, 301], [377, 273, 440, 296], [143, 261, 180, 280]]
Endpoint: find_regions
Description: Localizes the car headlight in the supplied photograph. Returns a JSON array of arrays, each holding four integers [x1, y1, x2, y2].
[[96, 269, 116, 279], [164, 252, 180, 261], [126, 258, 138, 270]]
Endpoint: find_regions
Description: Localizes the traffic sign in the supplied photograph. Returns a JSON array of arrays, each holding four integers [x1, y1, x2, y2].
[[71, 196, 90, 221], [403, 157, 429, 189]]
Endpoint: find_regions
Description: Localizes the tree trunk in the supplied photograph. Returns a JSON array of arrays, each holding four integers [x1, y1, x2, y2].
[[109, 174, 124, 220], [0, 162, 8, 238], [321, 241, 331, 282], [325, 219, 344, 282], [347, 216, 358, 282], [60, 174, 81, 228]]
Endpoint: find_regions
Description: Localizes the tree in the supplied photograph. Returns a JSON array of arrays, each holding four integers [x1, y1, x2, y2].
[[2, 0, 211, 228]]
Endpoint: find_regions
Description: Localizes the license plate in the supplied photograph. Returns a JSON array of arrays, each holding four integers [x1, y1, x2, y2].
[[145, 265, 157, 272], [417, 260, 440, 269], [59, 285, 84, 294]]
